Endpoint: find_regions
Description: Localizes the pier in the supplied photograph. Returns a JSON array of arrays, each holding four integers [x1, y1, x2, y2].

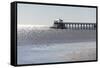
[[52, 19, 96, 30]]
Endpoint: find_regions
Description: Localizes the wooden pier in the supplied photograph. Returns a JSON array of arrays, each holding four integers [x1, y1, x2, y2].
[[53, 22, 96, 30]]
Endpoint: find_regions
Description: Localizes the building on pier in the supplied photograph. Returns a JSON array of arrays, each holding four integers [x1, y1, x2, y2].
[[53, 19, 66, 29]]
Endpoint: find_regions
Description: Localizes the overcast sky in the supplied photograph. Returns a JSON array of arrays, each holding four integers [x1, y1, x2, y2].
[[18, 3, 96, 26]]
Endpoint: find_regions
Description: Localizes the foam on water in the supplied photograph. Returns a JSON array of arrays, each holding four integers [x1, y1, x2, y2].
[[17, 25, 96, 46]]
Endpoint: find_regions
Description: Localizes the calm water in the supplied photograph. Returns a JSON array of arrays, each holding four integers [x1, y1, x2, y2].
[[17, 25, 96, 64]]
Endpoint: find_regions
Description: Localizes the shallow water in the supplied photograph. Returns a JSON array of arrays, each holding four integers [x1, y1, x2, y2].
[[17, 25, 96, 64]]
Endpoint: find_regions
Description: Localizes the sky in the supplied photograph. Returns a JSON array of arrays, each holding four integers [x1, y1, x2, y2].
[[18, 3, 96, 26]]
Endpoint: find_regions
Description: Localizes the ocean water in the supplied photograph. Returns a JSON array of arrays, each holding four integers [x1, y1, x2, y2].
[[17, 25, 96, 64]]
